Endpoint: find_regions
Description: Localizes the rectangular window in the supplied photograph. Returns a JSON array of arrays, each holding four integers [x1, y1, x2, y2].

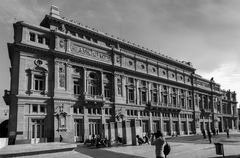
[[30, 32, 35, 42], [181, 98, 185, 107], [45, 37, 50, 45], [73, 78, 80, 95], [117, 77, 122, 95], [188, 99, 192, 108], [172, 96, 176, 105], [129, 89, 134, 103], [34, 75, 44, 91], [141, 91, 147, 103], [32, 104, 38, 113], [163, 95, 167, 104], [38, 35, 43, 44], [97, 109, 101, 114], [40, 105, 45, 113], [74, 107, 78, 114], [105, 108, 108, 115], [153, 93, 157, 103], [104, 86, 111, 98]]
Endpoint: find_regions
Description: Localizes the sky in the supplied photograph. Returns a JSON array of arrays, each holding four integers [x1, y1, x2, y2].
[[0, 0, 240, 107]]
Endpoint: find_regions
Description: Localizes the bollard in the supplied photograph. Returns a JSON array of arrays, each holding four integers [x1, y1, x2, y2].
[[214, 143, 224, 158]]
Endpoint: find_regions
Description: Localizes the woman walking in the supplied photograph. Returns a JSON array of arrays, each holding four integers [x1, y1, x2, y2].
[[154, 130, 166, 158]]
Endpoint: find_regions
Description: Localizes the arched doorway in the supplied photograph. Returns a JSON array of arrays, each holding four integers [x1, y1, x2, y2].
[[0, 120, 8, 137]]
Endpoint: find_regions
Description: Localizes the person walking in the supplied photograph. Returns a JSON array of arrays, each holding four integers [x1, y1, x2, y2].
[[202, 130, 206, 139], [154, 130, 166, 158], [207, 130, 212, 144], [226, 128, 230, 138]]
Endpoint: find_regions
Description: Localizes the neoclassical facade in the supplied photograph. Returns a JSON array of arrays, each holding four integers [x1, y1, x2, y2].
[[5, 6, 238, 144]]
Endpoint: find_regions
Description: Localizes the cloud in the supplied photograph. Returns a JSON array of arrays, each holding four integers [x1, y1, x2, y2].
[[0, 0, 239, 106], [199, 62, 240, 105]]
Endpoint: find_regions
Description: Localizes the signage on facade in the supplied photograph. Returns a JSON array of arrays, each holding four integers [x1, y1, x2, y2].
[[71, 44, 111, 63]]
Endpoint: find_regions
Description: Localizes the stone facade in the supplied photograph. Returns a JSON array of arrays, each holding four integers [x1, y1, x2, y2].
[[4, 6, 238, 145]]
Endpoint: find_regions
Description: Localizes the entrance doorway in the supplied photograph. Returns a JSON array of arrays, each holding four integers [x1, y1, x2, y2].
[[31, 119, 45, 144], [89, 119, 101, 138], [74, 119, 84, 142]]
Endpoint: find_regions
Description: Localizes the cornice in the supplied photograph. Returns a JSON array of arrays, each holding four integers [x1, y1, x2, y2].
[[41, 14, 196, 71]]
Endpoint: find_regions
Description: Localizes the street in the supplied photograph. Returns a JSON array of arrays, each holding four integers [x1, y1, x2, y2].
[[20, 134, 240, 158]]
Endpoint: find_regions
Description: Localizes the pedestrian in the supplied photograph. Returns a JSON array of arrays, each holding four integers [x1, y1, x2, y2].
[[207, 130, 212, 144], [212, 128, 216, 136], [226, 128, 230, 138], [136, 135, 144, 145], [143, 134, 149, 144], [154, 130, 166, 158], [202, 130, 206, 139], [59, 135, 63, 142]]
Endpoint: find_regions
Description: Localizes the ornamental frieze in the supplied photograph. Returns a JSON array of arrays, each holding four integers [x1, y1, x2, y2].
[[71, 44, 111, 63]]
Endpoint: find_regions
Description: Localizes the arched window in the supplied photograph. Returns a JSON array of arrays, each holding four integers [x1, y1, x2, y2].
[[87, 72, 99, 96], [103, 74, 111, 100]]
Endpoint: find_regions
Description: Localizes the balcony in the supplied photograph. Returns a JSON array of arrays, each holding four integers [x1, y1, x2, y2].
[[83, 94, 105, 104]]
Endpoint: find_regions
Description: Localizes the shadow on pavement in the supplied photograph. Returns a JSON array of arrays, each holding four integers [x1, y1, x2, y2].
[[75, 145, 146, 158], [209, 154, 240, 158]]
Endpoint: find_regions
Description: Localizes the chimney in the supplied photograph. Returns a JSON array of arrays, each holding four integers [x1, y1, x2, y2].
[[50, 5, 60, 18]]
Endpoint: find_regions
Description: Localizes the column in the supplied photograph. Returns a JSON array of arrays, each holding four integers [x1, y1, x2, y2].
[[148, 82, 151, 103], [114, 74, 118, 97], [136, 80, 140, 105], [44, 73, 48, 94], [167, 86, 170, 106], [54, 61, 59, 90], [101, 71, 104, 96], [149, 111, 153, 133], [169, 113, 173, 135], [178, 113, 181, 135], [83, 68, 87, 95], [83, 107, 89, 140], [100, 108, 106, 137], [66, 63, 72, 92], [160, 112, 163, 132], [186, 114, 189, 135], [158, 84, 161, 105], [122, 75, 126, 99], [201, 95, 204, 109], [176, 89, 179, 107], [232, 119, 235, 130], [208, 116, 211, 131]]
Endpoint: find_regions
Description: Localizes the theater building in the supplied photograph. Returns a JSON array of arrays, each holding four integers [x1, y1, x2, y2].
[[4, 6, 238, 144]]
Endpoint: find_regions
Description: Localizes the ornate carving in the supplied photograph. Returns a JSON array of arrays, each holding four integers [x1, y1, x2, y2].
[[59, 39, 65, 48], [59, 24, 66, 33], [71, 44, 111, 63]]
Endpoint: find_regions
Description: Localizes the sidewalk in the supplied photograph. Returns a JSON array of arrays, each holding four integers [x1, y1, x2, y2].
[[0, 142, 76, 157]]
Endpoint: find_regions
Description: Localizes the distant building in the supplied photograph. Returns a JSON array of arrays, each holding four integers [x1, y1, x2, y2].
[[4, 6, 238, 144]]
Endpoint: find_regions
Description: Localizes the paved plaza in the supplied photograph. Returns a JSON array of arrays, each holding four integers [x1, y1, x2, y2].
[[1, 134, 240, 158]]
